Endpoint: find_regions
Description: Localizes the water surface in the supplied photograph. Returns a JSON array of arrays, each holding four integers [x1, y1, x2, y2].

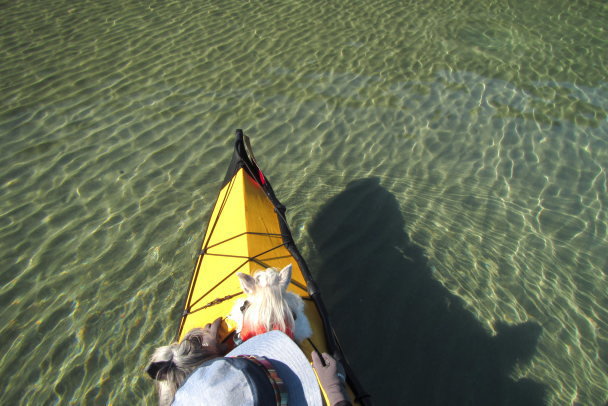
[[1, 0, 607, 404]]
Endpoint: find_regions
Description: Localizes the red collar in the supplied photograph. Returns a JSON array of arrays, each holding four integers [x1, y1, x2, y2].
[[240, 325, 295, 342]]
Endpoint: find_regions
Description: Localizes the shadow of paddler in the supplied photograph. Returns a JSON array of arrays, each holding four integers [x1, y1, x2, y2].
[[308, 178, 546, 406]]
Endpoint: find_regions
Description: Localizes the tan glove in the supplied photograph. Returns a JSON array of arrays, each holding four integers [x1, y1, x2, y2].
[[311, 351, 348, 406]]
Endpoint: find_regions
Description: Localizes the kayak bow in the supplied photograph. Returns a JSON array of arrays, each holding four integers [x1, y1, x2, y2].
[[177, 130, 371, 405]]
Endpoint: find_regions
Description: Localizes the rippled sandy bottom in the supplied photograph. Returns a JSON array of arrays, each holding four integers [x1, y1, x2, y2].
[[1, 0, 606, 404]]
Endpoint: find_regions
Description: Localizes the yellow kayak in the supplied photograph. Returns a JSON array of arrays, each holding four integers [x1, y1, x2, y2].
[[176, 130, 371, 405]]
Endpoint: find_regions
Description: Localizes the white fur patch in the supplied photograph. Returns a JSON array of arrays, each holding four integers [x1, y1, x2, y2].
[[285, 291, 313, 342]]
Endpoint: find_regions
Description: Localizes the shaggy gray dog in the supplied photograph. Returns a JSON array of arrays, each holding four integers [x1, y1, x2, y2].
[[146, 319, 225, 406]]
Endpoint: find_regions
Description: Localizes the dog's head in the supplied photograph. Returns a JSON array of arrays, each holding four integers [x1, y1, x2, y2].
[[236, 264, 294, 341], [237, 264, 292, 296], [146, 328, 222, 405]]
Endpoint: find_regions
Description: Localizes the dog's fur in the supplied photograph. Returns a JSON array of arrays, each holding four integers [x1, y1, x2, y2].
[[146, 328, 222, 406], [230, 264, 312, 343]]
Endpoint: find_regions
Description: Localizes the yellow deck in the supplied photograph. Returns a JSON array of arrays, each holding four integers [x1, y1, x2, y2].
[[179, 168, 328, 358]]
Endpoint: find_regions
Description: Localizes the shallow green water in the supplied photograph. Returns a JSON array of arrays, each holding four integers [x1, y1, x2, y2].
[[1, 0, 607, 404]]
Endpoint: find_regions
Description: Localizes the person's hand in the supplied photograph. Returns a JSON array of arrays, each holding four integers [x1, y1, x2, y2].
[[311, 351, 347, 406], [201, 318, 227, 354]]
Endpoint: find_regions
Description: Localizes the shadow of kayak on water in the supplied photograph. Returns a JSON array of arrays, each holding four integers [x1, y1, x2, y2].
[[308, 178, 547, 406]]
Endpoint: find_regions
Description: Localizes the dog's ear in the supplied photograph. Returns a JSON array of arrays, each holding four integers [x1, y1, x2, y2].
[[237, 272, 256, 294], [146, 345, 176, 380], [146, 360, 174, 380], [278, 264, 292, 291]]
